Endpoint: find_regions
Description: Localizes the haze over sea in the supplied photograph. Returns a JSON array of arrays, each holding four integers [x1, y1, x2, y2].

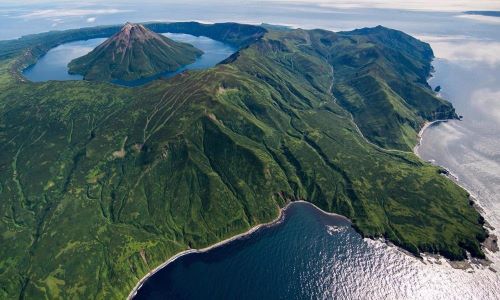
[[2, 1, 500, 298]]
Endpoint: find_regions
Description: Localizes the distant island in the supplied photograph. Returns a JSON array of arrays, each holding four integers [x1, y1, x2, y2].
[[0, 22, 489, 299], [68, 22, 203, 81], [464, 11, 500, 17]]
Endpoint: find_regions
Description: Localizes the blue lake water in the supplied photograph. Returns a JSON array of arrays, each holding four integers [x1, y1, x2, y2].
[[22, 33, 236, 86], [22, 38, 106, 81]]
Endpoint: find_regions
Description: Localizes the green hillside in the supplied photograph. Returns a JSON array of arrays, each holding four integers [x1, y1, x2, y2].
[[0, 22, 487, 299], [67, 23, 203, 81]]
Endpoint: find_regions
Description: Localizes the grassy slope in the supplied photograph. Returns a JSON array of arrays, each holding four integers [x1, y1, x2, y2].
[[0, 23, 487, 299], [330, 26, 458, 150]]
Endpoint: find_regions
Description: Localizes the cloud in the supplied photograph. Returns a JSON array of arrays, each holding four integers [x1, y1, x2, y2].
[[456, 14, 500, 25], [417, 35, 500, 67], [416, 35, 474, 42], [272, 0, 500, 12], [49, 17, 64, 27], [6, 0, 500, 13], [86, 17, 96, 23], [471, 88, 500, 124], [18, 8, 131, 19]]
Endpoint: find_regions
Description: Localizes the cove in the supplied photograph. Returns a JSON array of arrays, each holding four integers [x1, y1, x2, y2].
[[132, 202, 355, 299], [22, 33, 236, 86], [131, 201, 500, 299]]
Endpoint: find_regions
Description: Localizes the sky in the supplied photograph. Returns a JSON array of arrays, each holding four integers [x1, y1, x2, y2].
[[1, 0, 500, 12], [273, 0, 500, 11], [0, 0, 499, 40], [2, 1, 500, 23]]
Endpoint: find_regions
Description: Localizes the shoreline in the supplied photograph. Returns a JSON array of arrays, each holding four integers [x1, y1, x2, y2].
[[127, 201, 284, 299], [126, 208, 288, 299], [127, 200, 351, 299], [126, 215, 288, 299], [413, 118, 498, 259], [412, 119, 449, 156], [414, 118, 486, 212]]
